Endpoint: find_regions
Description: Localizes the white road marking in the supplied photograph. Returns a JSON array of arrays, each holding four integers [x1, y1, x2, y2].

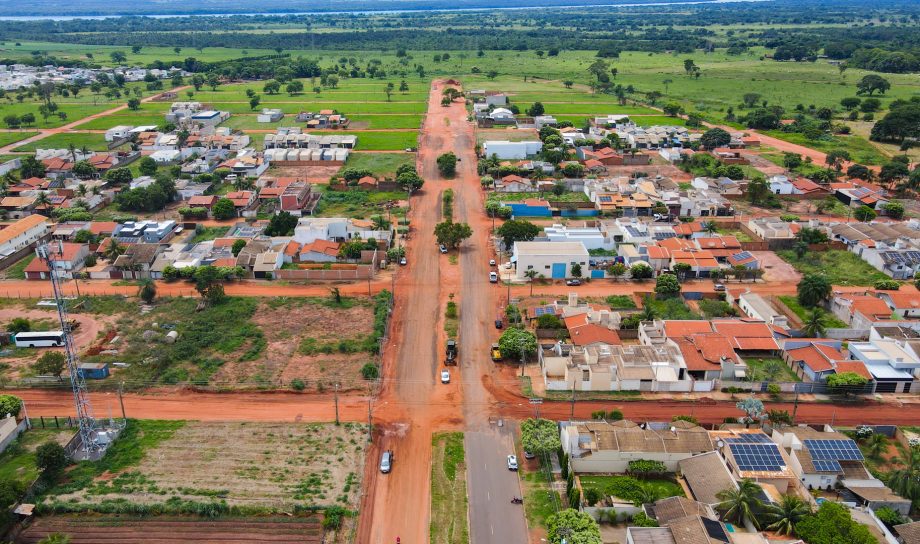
[[487, 491, 490, 501]]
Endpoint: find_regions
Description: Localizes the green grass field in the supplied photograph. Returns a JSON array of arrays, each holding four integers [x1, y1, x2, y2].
[[762, 130, 890, 166], [342, 152, 414, 178], [776, 250, 891, 286], [0, 131, 39, 148], [13, 132, 110, 152], [778, 296, 850, 328], [350, 131, 418, 151]]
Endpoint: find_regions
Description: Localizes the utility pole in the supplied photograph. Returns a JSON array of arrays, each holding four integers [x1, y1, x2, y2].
[[791, 387, 799, 424], [367, 398, 373, 443], [334, 382, 340, 425], [117, 381, 126, 420], [570, 387, 576, 419]]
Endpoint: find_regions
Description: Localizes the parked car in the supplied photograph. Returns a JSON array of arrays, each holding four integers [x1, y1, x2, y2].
[[440, 369, 450, 384], [489, 259, 496, 266], [495, 319, 503, 329], [399, 257, 407, 266], [507, 454, 518, 471], [714, 283, 726, 292], [565, 279, 582, 286], [523, 451, 535, 459], [380, 450, 393, 473], [491, 343, 502, 361], [439, 244, 448, 254], [489, 271, 498, 283]]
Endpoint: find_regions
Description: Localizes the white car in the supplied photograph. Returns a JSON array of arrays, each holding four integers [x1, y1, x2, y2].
[[489, 259, 496, 266], [399, 257, 407, 266], [440, 370, 451, 384], [489, 271, 498, 283], [507, 454, 518, 471]]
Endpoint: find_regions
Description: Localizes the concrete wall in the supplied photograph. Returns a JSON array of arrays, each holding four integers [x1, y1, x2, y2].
[[277, 266, 374, 280]]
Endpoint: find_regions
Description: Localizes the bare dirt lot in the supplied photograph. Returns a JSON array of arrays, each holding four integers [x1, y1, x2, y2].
[[752, 250, 802, 283], [50, 421, 367, 509], [271, 164, 342, 184]]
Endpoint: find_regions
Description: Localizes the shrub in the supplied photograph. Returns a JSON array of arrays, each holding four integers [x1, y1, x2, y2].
[[8, 317, 30, 333], [874, 280, 900, 290], [360, 363, 379, 380], [767, 383, 782, 396], [322, 506, 350, 530], [35, 441, 68, 478], [608, 409, 624, 421], [631, 511, 658, 527], [521, 418, 561, 455], [672, 415, 698, 425], [0, 395, 22, 417], [628, 459, 667, 475], [875, 506, 905, 527], [290, 379, 306, 391]]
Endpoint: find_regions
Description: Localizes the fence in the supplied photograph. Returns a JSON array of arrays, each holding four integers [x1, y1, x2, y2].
[[268, 160, 345, 167], [277, 266, 374, 281]]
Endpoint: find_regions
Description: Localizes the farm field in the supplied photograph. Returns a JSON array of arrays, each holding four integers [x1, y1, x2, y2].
[[41, 420, 367, 510]]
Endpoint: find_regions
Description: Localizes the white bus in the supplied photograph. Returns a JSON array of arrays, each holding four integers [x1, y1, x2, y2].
[[14, 331, 65, 348]]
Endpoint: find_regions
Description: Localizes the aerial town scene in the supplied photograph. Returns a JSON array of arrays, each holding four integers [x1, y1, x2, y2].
[[0, 0, 917, 542]]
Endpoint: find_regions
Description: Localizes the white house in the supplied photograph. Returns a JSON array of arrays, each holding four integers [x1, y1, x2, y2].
[[257, 108, 284, 123], [737, 291, 788, 328], [0, 215, 50, 261], [542, 224, 612, 251], [512, 241, 589, 280], [488, 107, 514, 120], [104, 125, 134, 142], [768, 175, 795, 195], [482, 140, 543, 160]]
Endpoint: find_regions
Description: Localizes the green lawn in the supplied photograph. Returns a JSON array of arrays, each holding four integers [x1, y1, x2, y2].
[[605, 295, 637, 309], [13, 132, 111, 152], [746, 357, 801, 383], [521, 459, 560, 532], [189, 226, 230, 243], [775, 250, 890, 286], [579, 475, 684, 506], [777, 296, 849, 328], [73, 113, 166, 130], [0, 427, 74, 490], [341, 152, 414, 178], [351, 131, 418, 151], [314, 188, 408, 218], [643, 296, 700, 320], [1, 253, 35, 279]]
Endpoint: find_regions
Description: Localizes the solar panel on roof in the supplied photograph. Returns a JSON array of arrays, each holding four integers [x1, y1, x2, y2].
[[804, 439, 864, 461], [701, 518, 730, 543], [599, 196, 612, 203], [732, 251, 753, 261], [654, 232, 677, 240], [725, 433, 772, 444], [812, 459, 843, 472], [728, 442, 785, 471]]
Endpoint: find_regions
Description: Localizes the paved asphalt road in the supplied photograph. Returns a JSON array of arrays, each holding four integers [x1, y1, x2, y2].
[[466, 429, 528, 544]]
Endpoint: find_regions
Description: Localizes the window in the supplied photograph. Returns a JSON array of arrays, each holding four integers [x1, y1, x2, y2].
[[544, 265, 550, 269], [526, 265, 533, 270], [582, 370, 590, 382]]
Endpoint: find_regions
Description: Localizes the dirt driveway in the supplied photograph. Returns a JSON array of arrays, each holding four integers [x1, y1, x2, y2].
[[752, 251, 801, 283]]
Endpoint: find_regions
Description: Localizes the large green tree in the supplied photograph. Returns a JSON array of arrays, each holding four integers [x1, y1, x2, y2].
[[797, 273, 831, 308], [546, 509, 602, 544], [496, 219, 540, 250], [520, 418, 561, 455], [795, 501, 877, 544], [434, 220, 472, 249], [498, 327, 537, 361], [761, 494, 811, 536]]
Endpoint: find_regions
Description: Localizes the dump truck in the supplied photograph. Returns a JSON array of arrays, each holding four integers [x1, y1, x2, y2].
[[491, 343, 502, 361], [446, 339, 458, 365]]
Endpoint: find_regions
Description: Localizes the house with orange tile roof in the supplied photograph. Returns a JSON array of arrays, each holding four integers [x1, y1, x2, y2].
[[831, 293, 897, 330], [495, 174, 532, 193], [225, 191, 256, 216], [24, 242, 89, 280], [876, 290, 920, 319], [783, 341, 846, 382], [669, 249, 720, 278], [0, 196, 38, 219], [298, 239, 341, 263], [640, 320, 746, 382], [188, 195, 218, 210]]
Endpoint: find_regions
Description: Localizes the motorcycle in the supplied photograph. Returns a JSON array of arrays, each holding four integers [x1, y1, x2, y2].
[[510, 497, 523, 504]]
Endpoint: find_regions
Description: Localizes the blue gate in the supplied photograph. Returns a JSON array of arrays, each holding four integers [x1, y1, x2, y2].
[[552, 263, 566, 279], [591, 269, 605, 279]]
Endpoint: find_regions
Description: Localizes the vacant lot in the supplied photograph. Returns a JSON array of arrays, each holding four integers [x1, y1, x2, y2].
[[341, 152, 414, 178], [43, 420, 367, 511], [12, 132, 111, 152], [775, 249, 890, 286], [430, 432, 469, 544], [578, 475, 684, 506]]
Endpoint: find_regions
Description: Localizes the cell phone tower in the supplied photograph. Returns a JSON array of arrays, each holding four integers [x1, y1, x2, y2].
[[37, 241, 100, 456]]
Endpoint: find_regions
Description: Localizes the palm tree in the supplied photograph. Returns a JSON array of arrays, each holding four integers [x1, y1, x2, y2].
[[639, 297, 657, 322], [703, 221, 718, 235], [716, 479, 763, 528], [802, 308, 828, 337], [370, 215, 390, 231], [793, 240, 809, 259], [864, 433, 888, 461], [77, 183, 87, 197], [67, 143, 77, 163], [887, 446, 920, 503], [34, 191, 51, 210], [761, 494, 810, 536], [104, 239, 125, 263], [524, 269, 538, 295]]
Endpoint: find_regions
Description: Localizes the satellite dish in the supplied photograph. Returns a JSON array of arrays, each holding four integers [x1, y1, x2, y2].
[[717, 439, 725, 448]]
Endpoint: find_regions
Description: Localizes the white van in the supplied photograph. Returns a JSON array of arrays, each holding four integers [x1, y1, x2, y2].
[[489, 271, 498, 283]]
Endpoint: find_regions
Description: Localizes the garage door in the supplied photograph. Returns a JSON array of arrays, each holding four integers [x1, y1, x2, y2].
[[552, 263, 566, 279]]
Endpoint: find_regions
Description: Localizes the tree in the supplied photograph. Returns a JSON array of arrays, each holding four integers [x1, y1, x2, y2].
[[20, 156, 45, 178], [736, 396, 765, 425], [527, 102, 545, 117], [762, 495, 811, 536], [0, 395, 22, 417], [802, 308, 829, 337], [194, 266, 226, 306], [249, 95, 261, 110], [8, 317, 31, 334], [436, 152, 458, 177], [71, 160, 97, 179], [110, 51, 127, 63], [887, 446, 920, 504], [767, 409, 793, 426], [264, 211, 298, 236], [547, 509, 602, 544], [797, 273, 831, 308], [880, 161, 910, 185], [396, 170, 424, 193], [37, 534, 70, 544], [795, 501, 877, 544], [854, 205, 876, 222], [498, 328, 537, 361], [824, 150, 851, 171], [35, 441, 68, 478], [571, 263, 582, 278], [875, 506, 905, 528], [496, 219, 540, 250], [521, 418, 561, 455], [716, 479, 763, 528], [607, 262, 627, 282], [138, 279, 156, 304], [34, 351, 66, 376], [231, 239, 247, 257], [662, 102, 683, 117], [630, 262, 653, 280], [871, 103, 920, 144], [104, 239, 125, 263], [840, 97, 861, 110], [137, 156, 158, 176], [126, 97, 140, 111], [700, 128, 731, 149], [433, 221, 472, 249], [846, 164, 872, 181], [742, 108, 780, 129], [856, 74, 890, 96], [105, 167, 134, 185], [882, 202, 904, 219], [212, 198, 236, 220], [863, 433, 889, 461], [655, 274, 681, 297]]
